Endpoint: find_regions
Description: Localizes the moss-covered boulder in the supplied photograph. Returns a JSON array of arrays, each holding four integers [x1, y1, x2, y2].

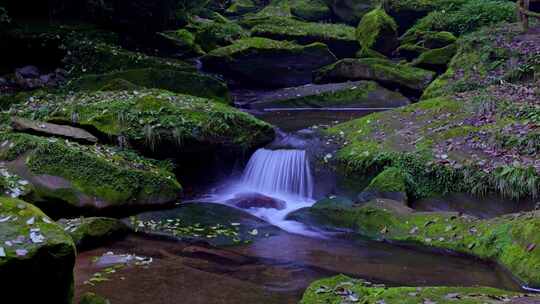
[[329, 0, 379, 24], [396, 43, 428, 61], [315, 58, 435, 94], [126, 202, 282, 247], [59, 217, 130, 250], [356, 8, 398, 56], [156, 29, 205, 58], [67, 68, 231, 103], [248, 16, 358, 58], [412, 44, 458, 73], [201, 37, 337, 88], [359, 167, 408, 204], [225, 0, 259, 16], [193, 20, 248, 52], [249, 80, 410, 109], [301, 275, 533, 304], [79, 292, 110, 304], [0, 132, 182, 216], [290, 0, 332, 21], [13, 90, 274, 156], [293, 199, 540, 288], [0, 197, 76, 304]]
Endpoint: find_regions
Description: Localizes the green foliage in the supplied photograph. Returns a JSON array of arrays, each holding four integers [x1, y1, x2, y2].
[[405, 0, 516, 36]]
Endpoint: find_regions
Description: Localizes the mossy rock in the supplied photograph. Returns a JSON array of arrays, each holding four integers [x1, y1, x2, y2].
[[64, 39, 196, 76], [402, 0, 516, 38], [0, 132, 182, 216], [0, 197, 76, 304], [225, 0, 259, 16], [193, 21, 248, 52], [99, 79, 139, 91], [68, 68, 231, 104], [249, 16, 358, 58], [356, 47, 388, 60], [254, 0, 292, 18], [126, 202, 282, 247], [412, 43, 458, 73], [301, 275, 531, 303], [396, 43, 428, 61], [315, 57, 435, 94], [384, 0, 469, 34], [249, 80, 410, 110], [360, 166, 408, 204], [329, 0, 379, 24], [290, 0, 332, 21], [59, 217, 130, 250], [293, 199, 540, 288], [157, 29, 206, 58], [356, 8, 398, 56], [201, 37, 337, 88], [13, 90, 275, 156]]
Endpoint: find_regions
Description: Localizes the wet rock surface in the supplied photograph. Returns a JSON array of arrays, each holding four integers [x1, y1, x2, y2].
[[227, 192, 287, 210]]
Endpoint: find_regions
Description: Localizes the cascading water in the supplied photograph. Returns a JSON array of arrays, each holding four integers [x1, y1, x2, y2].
[[203, 147, 320, 236], [241, 149, 313, 198]]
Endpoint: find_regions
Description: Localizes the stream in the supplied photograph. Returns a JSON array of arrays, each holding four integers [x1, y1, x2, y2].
[[74, 96, 528, 304]]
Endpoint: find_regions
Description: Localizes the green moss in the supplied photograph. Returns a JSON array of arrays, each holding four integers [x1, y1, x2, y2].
[[366, 167, 406, 193], [158, 29, 205, 57], [315, 57, 435, 92], [0, 132, 182, 208], [225, 0, 258, 15], [194, 21, 248, 52], [67, 68, 231, 103], [301, 275, 524, 304], [298, 200, 540, 287], [356, 8, 398, 56], [61, 217, 129, 249], [412, 43, 458, 71], [0, 197, 75, 303], [79, 292, 110, 304], [254, 0, 292, 17], [290, 0, 331, 21]]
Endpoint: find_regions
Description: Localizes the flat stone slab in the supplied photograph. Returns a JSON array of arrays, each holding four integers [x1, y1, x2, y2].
[[11, 116, 98, 143]]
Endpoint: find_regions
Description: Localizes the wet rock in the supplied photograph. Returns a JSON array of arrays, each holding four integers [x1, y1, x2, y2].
[[201, 37, 337, 88], [248, 81, 410, 110], [11, 117, 98, 144], [0, 197, 76, 304], [315, 58, 435, 94], [329, 0, 378, 24], [126, 202, 281, 247], [228, 192, 287, 210], [358, 167, 408, 205], [59, 217, 131, 250]]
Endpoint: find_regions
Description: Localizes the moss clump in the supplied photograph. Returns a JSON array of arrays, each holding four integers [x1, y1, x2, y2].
[[79, 292, 110, 304], [396, 43, 428, 60], [412, 43, 458, 72], [225, 0, 258, 16], [301, 275, 526, 304], [356, 8, 398, 56], [157, 29, 205, 57], [67, 68, 231, 103], [403, 0, 516, 37], [366, 167, 406, 193], [315, 57, 435, 93], [290, 0, 331, 21], [194, 21, 248, 52], [254, 0, 292, 17], [14, 90, 274, 153], [297, 200, 540, 287], [0, 132, 182, 212], [0, 197, 76, 304], [249, 16, 358, 58]]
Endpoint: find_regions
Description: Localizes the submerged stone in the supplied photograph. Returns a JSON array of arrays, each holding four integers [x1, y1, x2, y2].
[[59, 217, 130, 250], [201, 37, 337, 88]]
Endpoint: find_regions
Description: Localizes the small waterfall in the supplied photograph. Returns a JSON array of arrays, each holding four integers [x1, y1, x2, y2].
[[241, 149, 313, 198]]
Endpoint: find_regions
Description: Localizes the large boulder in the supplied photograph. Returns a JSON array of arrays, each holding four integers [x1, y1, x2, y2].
[[0, 197, 76, 304], [11, 116, 98, 144], [12, 90, 275, 157], [358, 167, 408, 204], [192, 20, 248, 52], [201, 37, 337, 88], [67, 68, 231, 103], [329, 0, 379, 24], [248, 80, 410, 110], [315, 58, 435, 95], [248, 16, 358, 58], [356, 8, 398, 56], [290, 0, 332, 21], [0, 132, 182, 217], [412, 44, 458, 73]]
